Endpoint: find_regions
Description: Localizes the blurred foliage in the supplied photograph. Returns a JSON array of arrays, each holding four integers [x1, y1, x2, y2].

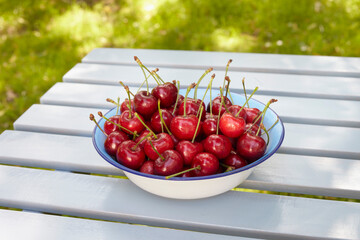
[[0, 0, 360, 133]]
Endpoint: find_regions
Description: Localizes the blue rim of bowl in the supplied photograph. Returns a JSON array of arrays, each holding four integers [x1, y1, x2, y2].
[[92, 98, 285, 181]]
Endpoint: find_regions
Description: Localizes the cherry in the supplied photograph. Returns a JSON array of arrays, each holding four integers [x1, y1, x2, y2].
[[144, 133, 175, 161], [245, 123, 261, 136], [116, 140, 146, 170], [191, 152, 219, 176], [180, 167, 195, 177], [104, 131, 129, 156], [151, 82, 178, 108], [119, 110, 144, 135], [236, 133, 266, 163], [150, 108, 173, 133], [153, 149, 184, 176], [135, 130, 150, 148], [228, 105, 247, 121], [245, 107, 262, 125], [219, 112, 246, 138], [140, 161, 155, 175], [223, 153, 248, 170], [103, 115, 121, 135], [203, 134, 232, 159], [120, 99, 135, 113], [176, 140, 204, 165], [201, 115, 218, 137], [134, 90, 158, 119], [207, 95, 232, 116]]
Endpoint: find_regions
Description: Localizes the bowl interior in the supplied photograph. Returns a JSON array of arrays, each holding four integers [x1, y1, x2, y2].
[[93, 88, 285, 181]]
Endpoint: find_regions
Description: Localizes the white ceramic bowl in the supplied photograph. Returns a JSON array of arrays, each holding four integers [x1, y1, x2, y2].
[[93, 89, 285, 199]]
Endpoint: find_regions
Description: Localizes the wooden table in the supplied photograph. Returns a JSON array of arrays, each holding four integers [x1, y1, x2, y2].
[[1, 48, 360, 239]]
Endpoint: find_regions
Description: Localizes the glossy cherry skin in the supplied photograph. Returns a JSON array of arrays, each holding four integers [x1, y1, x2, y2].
[[116, 140, 146, 170], [245, 107, 262, 125], [175, 140, 204, 165], [236, 133, 266, 162], [140, 161, 154, 175], [104, 131, 129, 156], [151, 82, 178, 108], [119, 110, 145, 135], [245, 123, 261, 136], [223, 153, 248, 169], [178, 99, 206, 120], [134, 130, 150, 148], [228, 105, 247, 121], [192, 152, 219, 176], [134, 91, 158, 119], [150, 109, 174, 133], [104, 115, 121, 135], [207, 96, 232, 116], [153, 150, 184, 176], [144, 133, 175, 161], [120, 99, 135, 113], [203, 134, 232, 159], [201, 115, 218, 137], [170, 115, 201, 141], [219, 112, 246, 138]]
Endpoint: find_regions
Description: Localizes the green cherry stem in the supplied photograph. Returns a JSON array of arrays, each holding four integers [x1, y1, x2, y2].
[[148, 138, 164, 161], [116, 97, 120, 115], [196, 73, 215, 117], [165, 166, 201, 179], [224, 76, 230, 101], [89, 114, 108, 137], [121, 84, 133, 118], [158, 100, 172, 135], [192, 106, 204, 143], [119, 81, 134, 96], [134, 56, 160, 85], [235, 86, 259, 118], [262, 126, 270, 146], [137, 70, 154, 94], [220, 87, 230, 113], [222, 59, 232, 96], [256, 99, 278, 136], [183, 83, 196, 117], [194, 67, 213, 100], [134, 112, 158, 139], [216, 87, 225, 135], [132, 132, 153, 150], [242, 77, 249, 108], [97, 111, 138, 136], [172, 80, 181, 115], [265, 117, 279, 133], [106, 98, 121, 111]]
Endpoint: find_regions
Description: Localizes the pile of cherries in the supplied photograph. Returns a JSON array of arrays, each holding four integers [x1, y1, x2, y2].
[[91, 57, 277, 179]]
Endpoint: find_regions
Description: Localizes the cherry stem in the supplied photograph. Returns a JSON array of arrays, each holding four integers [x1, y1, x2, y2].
[[224, 76, 230, 101], [137, 71, 154, 94], [220, 162, 235, 172], [153, 70, 165, 84], [172, 80, 181, 115], [262, 126, 270, 146], [196, 74, 215, 117], [90, 114, 108, 137], [226, 85, 234, 104], [192, 106, 204, 143], [119, 81, 134, 96], [183, 83, 196, 117], [194, 67, 213, 100], [222, 59, 232, 97], [134, 112, 157, 139], [124, 85, 133, 118], [256, 99, 277, 136], [132, 132, 152, 150], [235, 86, 259, 118], [219, 87, 230, 113], [245, 112, 262, 134], [106, 98, 121, 114], [97, 111, 138, 136], [242, 78, 249, 108], [216, 87, 225, 135], [158, 99, 172, 135], [134, 56, 160, 85], [148, 138, 164, 161], [165, 165, 201, 179], [266, 117, 279, 133]]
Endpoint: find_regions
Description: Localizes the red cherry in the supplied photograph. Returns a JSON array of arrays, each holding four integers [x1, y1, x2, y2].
[[192, 152, 219, 176], [236, 133, 266, 162], [245, 123, 261, 136], [175, 140, 204, 165], [228, 105, 247, 121], [119, 110, 145, 135], [201, 115, 218, 137], [223, 153, 248, 169], [207, 96, 232, 115], [120, 99, 135, 113], [116, 140, 146, 170], [151, 82, 178, 108], [150, 109, 174, 133], [134, 91, 158, 119], [245, 107, 261, 125], [103, 115, 121, 135], [134, 130, 150, 148], [203, 134, 232, 159], [170, 115, 201, 141], [180, 167, 195, 177], [219, 112, 246, 138], [178, 99, 206, 120], [153, 150, 183, 176], [140, 161, 154, 175], [144, 133, 175, 161], [104, 131, 129, 156]]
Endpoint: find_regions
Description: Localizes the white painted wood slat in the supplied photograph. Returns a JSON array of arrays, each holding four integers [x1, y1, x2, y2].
[[0, 130, 359, 199], [13, 104, 360, 159], [63, 63, 360, 100], [82, 48, 360, 77], [0, 210, 248, 240], [0, 165, 359, 239], [41, 82, 360, 128]]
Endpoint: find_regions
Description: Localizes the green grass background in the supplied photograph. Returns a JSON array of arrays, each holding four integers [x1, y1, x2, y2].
[[1, 0, 359, 134]]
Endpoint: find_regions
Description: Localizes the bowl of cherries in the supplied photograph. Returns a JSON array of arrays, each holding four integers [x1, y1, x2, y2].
[[91, 58, 285, 199]]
